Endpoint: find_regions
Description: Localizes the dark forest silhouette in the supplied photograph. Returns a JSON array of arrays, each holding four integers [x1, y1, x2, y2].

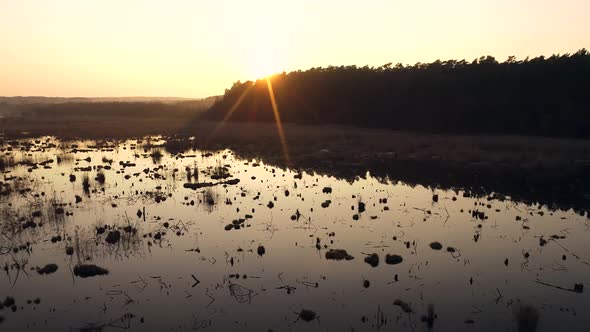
[[203, 49, 590, 138]]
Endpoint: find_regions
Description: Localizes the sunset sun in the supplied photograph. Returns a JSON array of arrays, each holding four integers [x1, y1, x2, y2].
[[251, 62, 279, 79], [247, 52, 282, 79]]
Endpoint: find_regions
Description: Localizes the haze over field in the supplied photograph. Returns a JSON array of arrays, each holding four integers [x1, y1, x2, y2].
[[1, 0, 589, 98]]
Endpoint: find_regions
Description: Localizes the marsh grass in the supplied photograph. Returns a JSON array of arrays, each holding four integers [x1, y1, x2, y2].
[[201, 188, 217, 213], [55, 151, 74, 165], [150, 149, 163, 164], [82, 174, 91, 195], [211, 160, 230, 180], [95, 171, 106, 185], [0, 156, 15, 171]]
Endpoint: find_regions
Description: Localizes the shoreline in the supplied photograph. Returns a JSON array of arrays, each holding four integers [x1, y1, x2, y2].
[[2, 118, 590, 210]]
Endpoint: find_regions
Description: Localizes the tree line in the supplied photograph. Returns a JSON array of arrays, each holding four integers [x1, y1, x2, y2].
[[202, 49, 590, 138]]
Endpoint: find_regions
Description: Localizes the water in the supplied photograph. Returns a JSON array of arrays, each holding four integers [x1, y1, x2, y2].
[[1, 136, 588, 331]]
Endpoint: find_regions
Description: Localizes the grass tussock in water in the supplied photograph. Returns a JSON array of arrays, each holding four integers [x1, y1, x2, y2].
[[73, 264, 109, 278]]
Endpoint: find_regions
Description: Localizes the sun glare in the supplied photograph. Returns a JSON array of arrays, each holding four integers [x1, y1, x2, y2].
[[249, 59, 280, 79], [256, 67, 277, 79], [245, 48, 283, 79]]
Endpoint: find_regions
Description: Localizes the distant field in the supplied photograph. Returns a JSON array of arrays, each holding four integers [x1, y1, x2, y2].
[[0, 96, 219, 119]]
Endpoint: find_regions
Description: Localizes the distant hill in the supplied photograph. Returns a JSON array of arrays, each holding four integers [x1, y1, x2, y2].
[[0, 96, 220, 119], [0, 96, 199, 105], [203, 49, 590, 138]]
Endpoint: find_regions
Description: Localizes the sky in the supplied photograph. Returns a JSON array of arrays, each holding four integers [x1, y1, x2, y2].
[[0, 0, 589, 98]]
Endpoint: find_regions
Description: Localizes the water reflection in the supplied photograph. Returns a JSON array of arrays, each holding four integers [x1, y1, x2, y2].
[[0, 136, 588, 331]]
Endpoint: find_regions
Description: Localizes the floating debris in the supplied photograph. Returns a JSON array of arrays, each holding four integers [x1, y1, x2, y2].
[[37, 264, 58, 275], [229, 283, 254, 304], [325, 249, 354, 261]]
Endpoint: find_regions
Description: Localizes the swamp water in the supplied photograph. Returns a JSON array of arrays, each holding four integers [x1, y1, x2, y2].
[[0, 137, 589, 331]]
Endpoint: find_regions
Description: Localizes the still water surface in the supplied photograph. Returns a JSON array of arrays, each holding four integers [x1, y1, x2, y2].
[[0, 137, 588, 331]]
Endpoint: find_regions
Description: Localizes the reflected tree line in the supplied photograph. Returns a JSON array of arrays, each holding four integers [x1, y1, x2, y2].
[[204, 49, 590, 138]]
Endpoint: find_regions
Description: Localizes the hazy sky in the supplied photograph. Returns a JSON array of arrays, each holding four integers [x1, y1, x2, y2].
[[1, 0, 588, 98]]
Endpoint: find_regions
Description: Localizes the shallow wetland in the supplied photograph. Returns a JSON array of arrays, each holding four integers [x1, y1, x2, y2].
[[0, 136, 589, 331]]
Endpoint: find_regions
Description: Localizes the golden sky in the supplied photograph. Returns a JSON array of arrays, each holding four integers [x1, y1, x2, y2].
[[1, 0, 588, 98]]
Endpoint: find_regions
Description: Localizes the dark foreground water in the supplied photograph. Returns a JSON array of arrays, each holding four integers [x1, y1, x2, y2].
[[1, 137, 588, 331]]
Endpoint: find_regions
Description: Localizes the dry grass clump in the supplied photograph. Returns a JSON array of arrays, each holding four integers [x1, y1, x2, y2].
[[325, 249, 354, 260]]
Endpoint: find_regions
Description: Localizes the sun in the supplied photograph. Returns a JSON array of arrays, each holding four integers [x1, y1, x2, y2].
[[252, 63, 278, 79], [246, 48, 283, 79]]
